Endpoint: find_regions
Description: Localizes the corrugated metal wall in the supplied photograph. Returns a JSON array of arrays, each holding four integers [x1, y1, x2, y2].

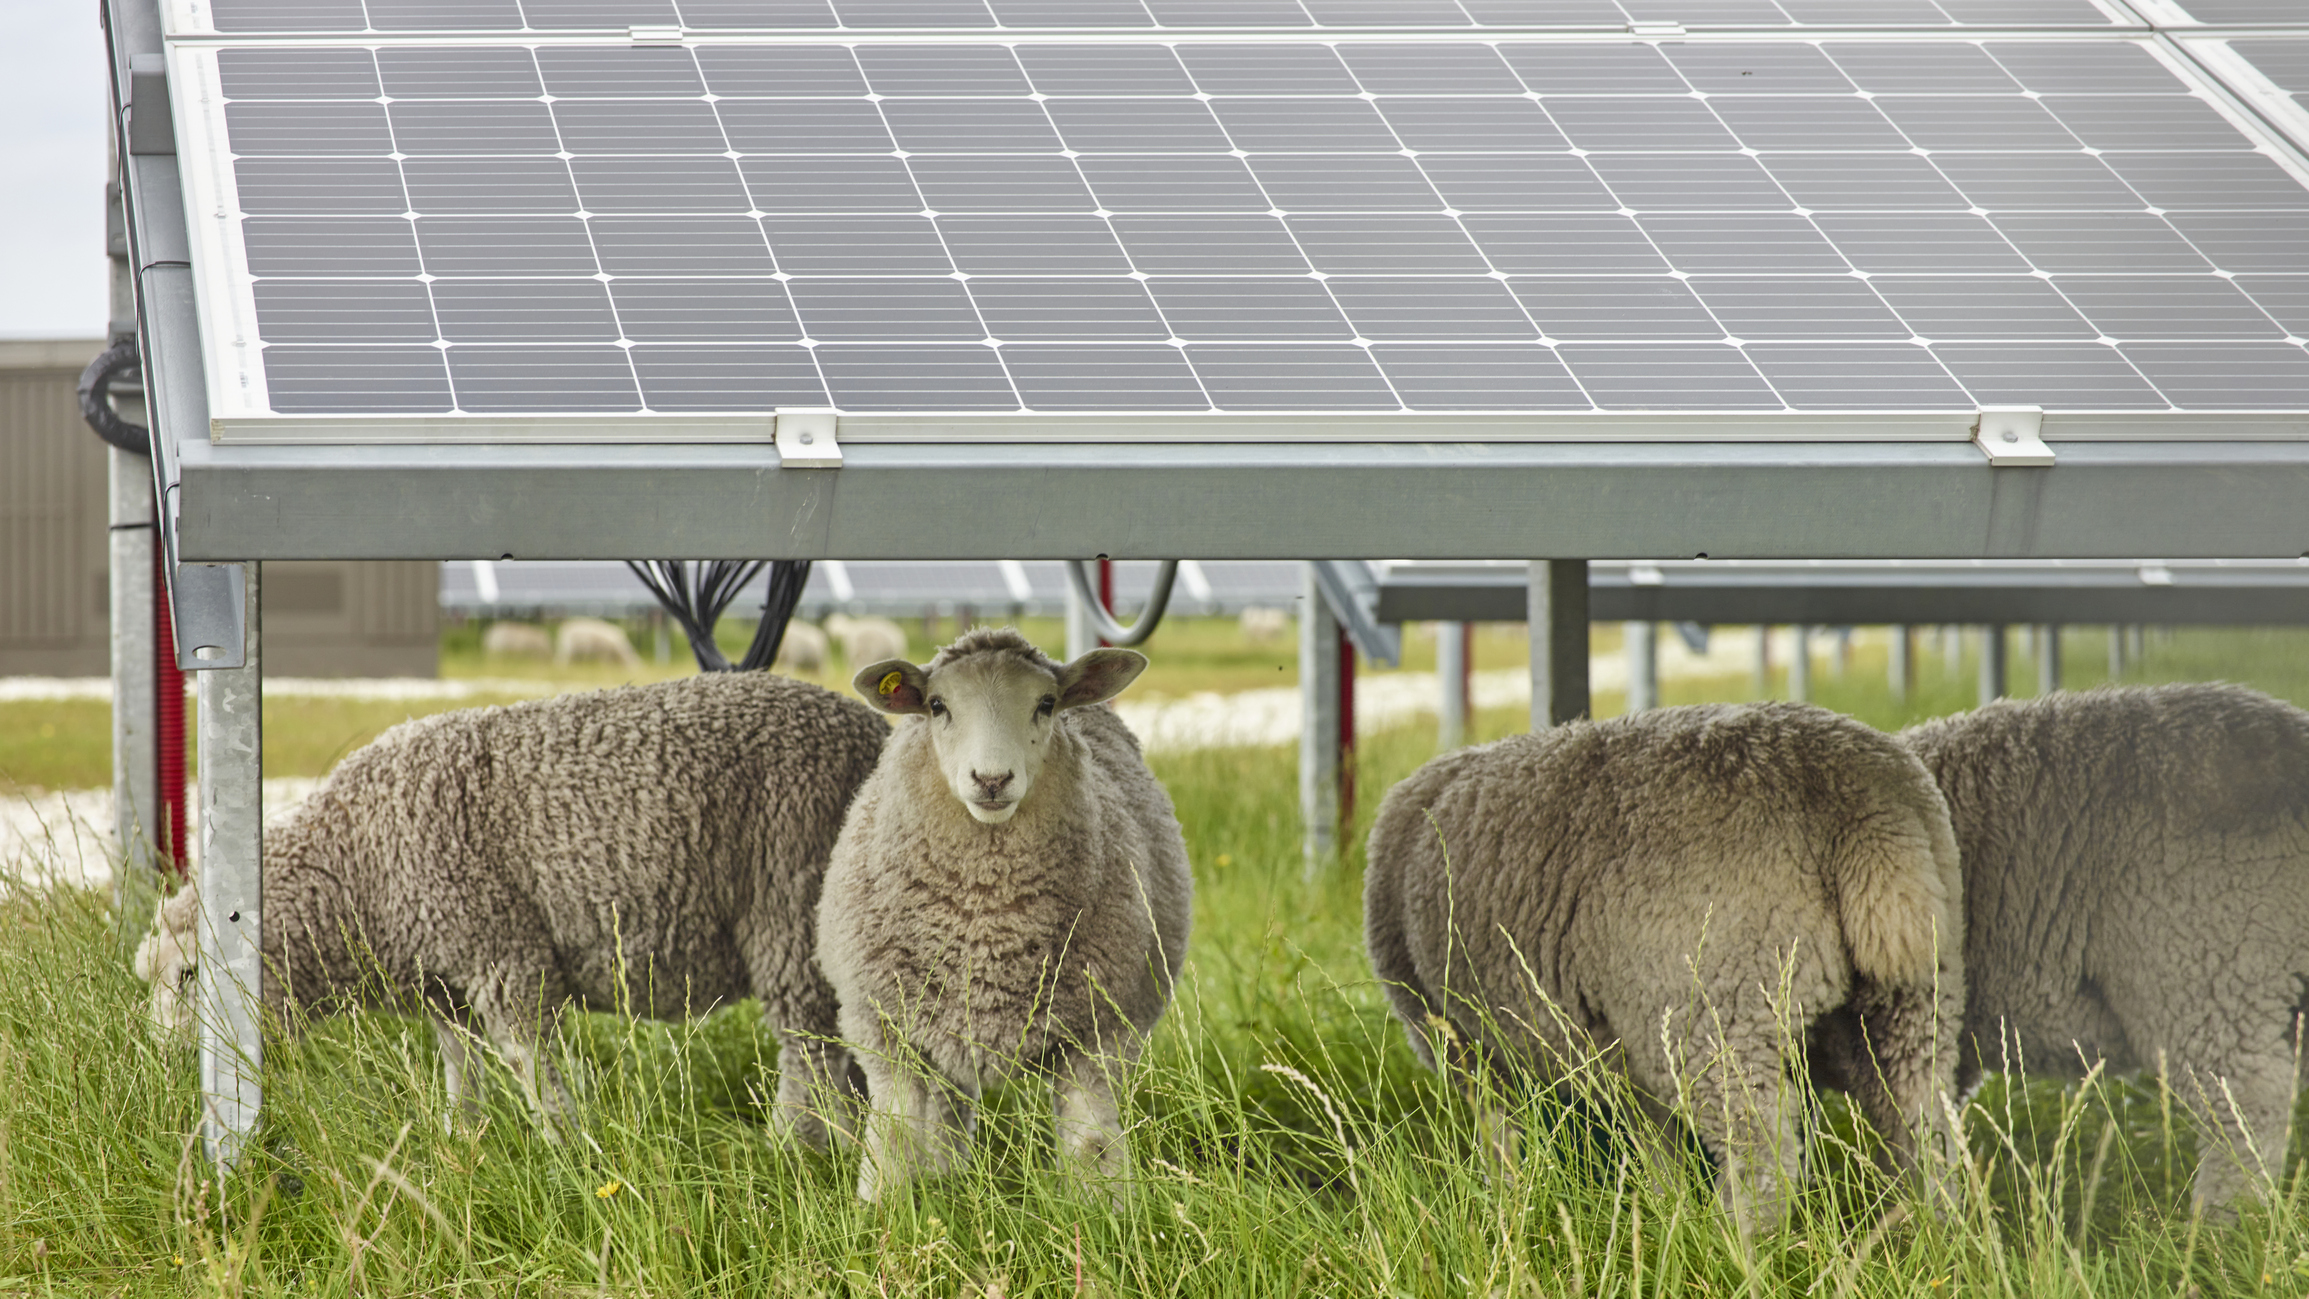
[[0, 341, 439, 678]]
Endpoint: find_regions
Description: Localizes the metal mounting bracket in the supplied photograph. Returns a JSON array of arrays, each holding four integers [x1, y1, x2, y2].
[[1310, 560, 1402, 667], [171, 561, 248, 670], [128, 54, 173, 156], [775, 408, 842, 469], [1973, 406, 2054, 467]]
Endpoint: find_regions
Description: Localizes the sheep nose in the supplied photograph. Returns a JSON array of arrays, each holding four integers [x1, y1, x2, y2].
[[971, 769, 1015, 796]]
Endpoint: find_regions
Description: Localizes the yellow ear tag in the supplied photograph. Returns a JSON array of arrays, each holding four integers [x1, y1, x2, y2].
[[878, 671, 905, 697]]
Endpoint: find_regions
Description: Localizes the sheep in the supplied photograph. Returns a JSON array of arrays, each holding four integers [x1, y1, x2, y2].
[[554, 617, 642, 668], [132, 670, 891, 1147], [481, 621, 552, 659], [824, 613, 909, 668], [775, 620, 830, 675], [1900, 683, 2309, 1214], [1237, 606, 1289, 645], [817, 627, 1192, 1202], [1366, 702, 1963, 1227]]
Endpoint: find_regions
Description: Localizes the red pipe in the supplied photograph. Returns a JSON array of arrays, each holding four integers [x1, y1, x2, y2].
[[1338, 626, 1355, 831], [153, 548, 187, 877], [1097, 558, 1113, 649]]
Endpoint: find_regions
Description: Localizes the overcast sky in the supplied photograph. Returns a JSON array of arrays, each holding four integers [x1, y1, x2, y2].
[[2, 2, 111, 341]]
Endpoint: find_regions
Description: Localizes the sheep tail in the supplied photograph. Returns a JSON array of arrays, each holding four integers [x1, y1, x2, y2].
[[1832, 811, 1960, 990]]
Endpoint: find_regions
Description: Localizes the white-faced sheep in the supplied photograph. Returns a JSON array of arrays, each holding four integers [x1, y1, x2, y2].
[[133, 671, 890, 1146], [1366, 702, 1963, 1226], [817, 628, 1192, 1201], [554, 617, 642, 669], [1901, 683, 2309, 1213], [825, 613, 909, 669]]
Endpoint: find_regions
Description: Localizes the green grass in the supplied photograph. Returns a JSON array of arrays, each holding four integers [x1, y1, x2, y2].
[[3, 625, 2308, 1293], [1, 695, 2306, 1294]]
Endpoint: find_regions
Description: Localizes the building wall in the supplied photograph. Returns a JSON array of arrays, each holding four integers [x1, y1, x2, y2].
[[0, 340, 439, 678]]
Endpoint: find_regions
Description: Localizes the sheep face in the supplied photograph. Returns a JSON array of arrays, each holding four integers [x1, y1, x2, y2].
[[855, 647, 1146, 825], [131, 882, 202, 1044]]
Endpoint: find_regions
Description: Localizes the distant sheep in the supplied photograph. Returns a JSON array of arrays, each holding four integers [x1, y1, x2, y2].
[[1238, 606, 1289, 645], [134, 672, 891, 1147], [825, 613, 908, 668], [1902, 683, 2309, 1213], [554, 617, 641, 669], [1367, 703, 1963, 1226], [775, 620, 829, 675], [818, 628, 1192, 1201], [481, 622, 552, 659]]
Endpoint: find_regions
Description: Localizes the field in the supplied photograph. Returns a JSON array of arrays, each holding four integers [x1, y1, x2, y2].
[[0, 620, 2304, 1295]]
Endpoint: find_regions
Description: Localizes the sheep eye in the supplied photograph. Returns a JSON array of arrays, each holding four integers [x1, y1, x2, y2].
[[928, 698, 947, 718], [1036, 696, 1056, 719], [177, 966, 196, 987]]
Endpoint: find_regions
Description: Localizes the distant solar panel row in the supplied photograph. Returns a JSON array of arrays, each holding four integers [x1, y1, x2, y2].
[[192, 0, 2135, 35], [187, 32, 2309, 421]]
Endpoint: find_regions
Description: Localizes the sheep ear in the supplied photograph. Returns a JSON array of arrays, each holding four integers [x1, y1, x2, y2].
[[1056, 648, 1146, 710], [853, 659, 929, 715]]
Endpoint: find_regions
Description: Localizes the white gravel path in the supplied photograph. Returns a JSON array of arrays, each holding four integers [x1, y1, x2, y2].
[[4, 627, 1792, 888]]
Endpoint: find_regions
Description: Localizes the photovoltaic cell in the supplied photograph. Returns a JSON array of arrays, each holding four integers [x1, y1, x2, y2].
[[205, 28, 2309, 420]]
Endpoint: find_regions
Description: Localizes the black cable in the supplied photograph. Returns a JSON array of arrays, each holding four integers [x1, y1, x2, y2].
[[79, 340, 149, 455], [624, 559, 812, 673]]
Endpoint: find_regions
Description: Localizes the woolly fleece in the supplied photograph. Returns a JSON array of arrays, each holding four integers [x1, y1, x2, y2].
[[817, 628, 1192, 1198], [1901, 682, 2309, 1212], [1366, 702, 1963, 1224], [138, 670, 890, 1146]]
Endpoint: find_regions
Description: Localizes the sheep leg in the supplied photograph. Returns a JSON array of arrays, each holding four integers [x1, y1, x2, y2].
[[1833, 981, 1965, 1214], [1052, 1050, 1132, 1193], [771, 1028, 859, 1151], [2172, 1050, 2299, 1216], [855, 1049, 973, 1203], [468, 976, 580, 1144], [1679, 1042, 1806, 1233], [430, 1012, 491, 1132]]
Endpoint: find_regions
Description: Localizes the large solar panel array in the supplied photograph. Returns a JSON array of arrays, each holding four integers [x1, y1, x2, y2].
[[160, 0, 2309, 435]]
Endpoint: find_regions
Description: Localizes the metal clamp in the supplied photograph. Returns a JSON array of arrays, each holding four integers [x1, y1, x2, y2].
[[1973, 406, 2054, 467], [775, 408, 842, 468]]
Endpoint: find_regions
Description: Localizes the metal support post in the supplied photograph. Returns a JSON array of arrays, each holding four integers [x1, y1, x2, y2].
[[1300, 564, 1342, 872], [1527, 560, 1588, 730], [1889, 625, 1914, 703], [2107, 625, 2124, 680], [2037, 624, 2061, 695], [1624, 621, 1658, 714], [1436, 620, 1470, 750], [1831, 627, 1851, 679], [1065, 571, 1095, 662], [2126, 624, 2145, 665], [110, 447, 159, 888], [1979, 624, 2007, 707], [1753, 625, 1772, 698], [1788, 626, 1811, 703], [1941, 625, 1962, 677], [196, 563, 262, 1168]]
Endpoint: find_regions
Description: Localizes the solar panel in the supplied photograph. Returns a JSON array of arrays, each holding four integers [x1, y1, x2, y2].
[[157, 0, 2309, 441], [182, 0, 2135, 34]]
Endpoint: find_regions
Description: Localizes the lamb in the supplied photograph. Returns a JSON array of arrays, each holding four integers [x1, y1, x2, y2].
[[1900, 683, 2309, 1214], [132, 670, 891, 1146], [824, 613, 909, 668], [817, 628, 1192, 1201], [1366, 702, 1963, 1227], [554, 616, 642, 668]]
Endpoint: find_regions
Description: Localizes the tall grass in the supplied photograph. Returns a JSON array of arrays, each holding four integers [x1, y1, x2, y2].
[[0, 710, 2303, 1294]]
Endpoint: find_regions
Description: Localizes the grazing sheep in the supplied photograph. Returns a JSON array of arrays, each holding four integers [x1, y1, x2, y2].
[[554, 617, 642, 669], [825, 613, 909, 668], [1367, 703, 1963, 1226], [133, 671, 891, 1147], [818, 628, 1192, 1201], [481, 621, 552, 659], [775, 620, 830, 675], [1238, 606, 1289, 645], [1901, 683, 2309, 1214]]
